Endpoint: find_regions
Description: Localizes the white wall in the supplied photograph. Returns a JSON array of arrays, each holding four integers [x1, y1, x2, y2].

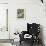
[[0, 0, 8, 3], [9, 0, 46, 46], [0, 4, 9, 39], [0, 0, 46, 46], [8, 0, 46, 46], [0, 0, 13, 46]]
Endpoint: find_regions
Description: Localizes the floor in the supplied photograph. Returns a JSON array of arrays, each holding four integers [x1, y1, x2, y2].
[[0, 41, 43, 46], [0, 42, 43, 46], [0, 43, 13, 46], [19, 41, 43, 46]]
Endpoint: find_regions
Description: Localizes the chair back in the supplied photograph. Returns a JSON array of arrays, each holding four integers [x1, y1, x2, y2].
[[27, 23, 40, 36]]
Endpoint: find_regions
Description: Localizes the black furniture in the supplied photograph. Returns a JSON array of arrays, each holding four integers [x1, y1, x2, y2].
[[19, 23, 41, 46]]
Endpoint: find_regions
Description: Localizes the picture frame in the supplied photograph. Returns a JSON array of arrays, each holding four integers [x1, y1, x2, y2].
[[17, 9, 26, 19]]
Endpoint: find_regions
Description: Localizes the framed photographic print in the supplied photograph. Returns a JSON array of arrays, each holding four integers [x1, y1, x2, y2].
[[17, 9, 24, 18]]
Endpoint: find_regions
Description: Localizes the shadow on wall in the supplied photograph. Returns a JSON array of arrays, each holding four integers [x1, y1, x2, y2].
[[40, 25, 45, 46]]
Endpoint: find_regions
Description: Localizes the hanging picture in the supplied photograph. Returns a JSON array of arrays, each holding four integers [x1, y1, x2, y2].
[[17, 9, 24, 18]]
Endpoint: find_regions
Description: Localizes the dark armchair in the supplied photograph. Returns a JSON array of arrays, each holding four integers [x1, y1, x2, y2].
[[19, 23, 41, 45]]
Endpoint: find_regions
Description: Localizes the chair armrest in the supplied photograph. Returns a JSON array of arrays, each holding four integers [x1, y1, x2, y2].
[[19, 31, 27, 41], [22, 31, 28, 35]]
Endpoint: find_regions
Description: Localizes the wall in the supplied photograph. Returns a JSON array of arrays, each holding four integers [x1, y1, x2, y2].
[[9, 0, 46, 45], [0, 0, 8, 3], [0, 4, 9, 39], [9, 0, 42, 33], [0, 0, 46, 46], [0, 0, 13, 46]]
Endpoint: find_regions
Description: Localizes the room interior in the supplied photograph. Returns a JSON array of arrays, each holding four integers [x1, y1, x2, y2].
[[0, 0, 46, 46]]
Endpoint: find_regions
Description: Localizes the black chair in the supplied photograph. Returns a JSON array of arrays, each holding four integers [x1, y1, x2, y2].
[[19, 23, 40, 45], [27, 23, 40, 43]]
